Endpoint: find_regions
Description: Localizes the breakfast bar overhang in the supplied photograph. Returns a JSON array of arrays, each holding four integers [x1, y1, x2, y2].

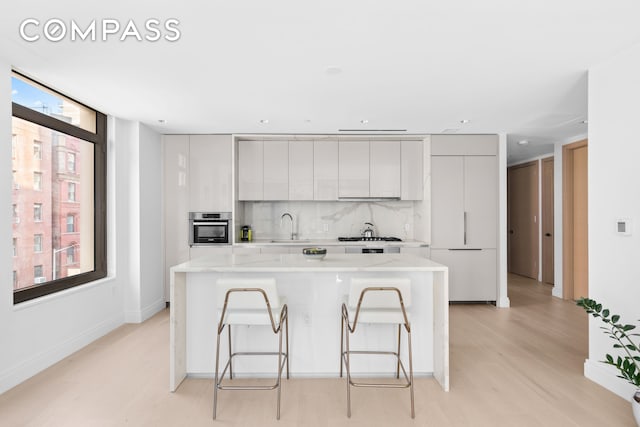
[[169, 253, 449, 392]]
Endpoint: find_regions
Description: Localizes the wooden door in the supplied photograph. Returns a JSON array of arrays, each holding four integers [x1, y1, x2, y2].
[[541, 157, 554, 284], [507, 161, 539, 279], [562, 139, 589, 300]]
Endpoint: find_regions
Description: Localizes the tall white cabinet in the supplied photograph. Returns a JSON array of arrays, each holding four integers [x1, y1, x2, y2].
[[163, 135, 190, 301], [163, 134, 233, 300], [430, 135, 498, 302]]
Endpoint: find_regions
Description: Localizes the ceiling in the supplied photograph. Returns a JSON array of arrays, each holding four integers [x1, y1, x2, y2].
[[1, 1, 640, 164]]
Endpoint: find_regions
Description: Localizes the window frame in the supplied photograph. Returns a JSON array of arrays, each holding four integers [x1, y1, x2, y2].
[[12, 71, 107, 304]]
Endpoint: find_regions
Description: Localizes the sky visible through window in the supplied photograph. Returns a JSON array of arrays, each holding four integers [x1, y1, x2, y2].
[[11, 77, 64, 116]]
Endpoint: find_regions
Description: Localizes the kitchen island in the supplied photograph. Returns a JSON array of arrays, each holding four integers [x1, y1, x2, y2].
[[170, 253, 449, 392]]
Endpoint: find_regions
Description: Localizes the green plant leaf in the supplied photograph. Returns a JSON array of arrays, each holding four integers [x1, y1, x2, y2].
[[612, 315, 620, 323], [623, 324, 636, 331], [602, 309, 610, 317]]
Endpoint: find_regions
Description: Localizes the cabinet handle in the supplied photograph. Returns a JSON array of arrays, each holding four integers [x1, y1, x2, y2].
[[463, 211, 467, 245], [545, 233, 552, 237], [449, 248, 482, 251]]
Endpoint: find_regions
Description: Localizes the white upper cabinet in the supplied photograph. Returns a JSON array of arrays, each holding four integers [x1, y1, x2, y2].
[[464, 156, 498, 248], [370, 140, 401, 198], [431, 135, 498, 249], [314, 141, 339, 200], [188, 135, 232, 212], [289, 140, 314, 200], [431, 156, 465, 248], [238, 140, 264, 200], [263, 140, 289, 200], [338, 141, 370, 198], [237, 138, 424, 201], [401, 140, 423, 200]]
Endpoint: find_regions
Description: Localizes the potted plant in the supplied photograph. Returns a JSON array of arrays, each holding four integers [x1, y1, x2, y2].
[[577, 298, 640, 425]]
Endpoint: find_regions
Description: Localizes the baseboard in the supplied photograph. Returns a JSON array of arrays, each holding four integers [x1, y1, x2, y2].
[[0, 312, 124, 395], [497, 296, 511, 308], [584, 358, 637, 401], [124, 297, 166, 324]]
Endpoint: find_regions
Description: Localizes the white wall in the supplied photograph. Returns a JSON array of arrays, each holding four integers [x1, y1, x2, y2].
[[585, 42, 640, 400], [137, 124, 164, 317], [0, 64, 164, 394], [116, 119, 165, 323]]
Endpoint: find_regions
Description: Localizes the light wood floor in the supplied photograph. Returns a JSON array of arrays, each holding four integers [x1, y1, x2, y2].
[[0, 274, 636, 426]]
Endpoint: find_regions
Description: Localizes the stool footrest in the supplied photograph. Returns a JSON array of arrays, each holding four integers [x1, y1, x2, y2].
[[341, 350, 411, 388]]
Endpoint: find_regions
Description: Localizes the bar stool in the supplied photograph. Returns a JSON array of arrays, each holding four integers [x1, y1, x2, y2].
[[213, 278, 289, 420], [340, 277, 414, 418]]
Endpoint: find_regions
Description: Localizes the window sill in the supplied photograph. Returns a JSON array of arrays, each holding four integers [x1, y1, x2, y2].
[[13, 275, 116, 312]]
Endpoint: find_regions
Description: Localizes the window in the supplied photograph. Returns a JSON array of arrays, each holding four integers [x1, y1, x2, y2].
[[33, 171, 42, 191], [66, 245, 75, 264], [34, 203, 42, 221], [11, 71, 107, 304], [67, 153, 76, 172], [34, 234, 43, 252], [13, 238, 17, 257], [34, 265, 43, 279], [68, 182, 76, 201], [33, 140, 42, 159]]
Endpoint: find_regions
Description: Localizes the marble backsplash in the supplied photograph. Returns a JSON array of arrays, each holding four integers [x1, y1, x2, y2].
[[238, 200, 417, 241]]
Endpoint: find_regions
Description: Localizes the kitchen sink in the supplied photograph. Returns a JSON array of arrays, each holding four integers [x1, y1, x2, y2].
[[270, 239, 311, 243]]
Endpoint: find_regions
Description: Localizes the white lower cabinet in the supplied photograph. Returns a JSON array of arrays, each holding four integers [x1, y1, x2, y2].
[[429, 249, 497, 302], [190, 246, 233, 259], [232, 246, 261, 255], [400, 246, 430, 258]]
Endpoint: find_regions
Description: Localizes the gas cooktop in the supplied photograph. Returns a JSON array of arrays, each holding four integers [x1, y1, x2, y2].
[[337, 236, 402, 242]]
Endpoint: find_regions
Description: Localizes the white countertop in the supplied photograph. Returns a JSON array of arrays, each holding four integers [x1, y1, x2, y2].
[[171, 253, 446, 273], [234, 238, 429, 248]]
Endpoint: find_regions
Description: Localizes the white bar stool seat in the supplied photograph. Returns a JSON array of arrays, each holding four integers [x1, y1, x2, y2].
[[340, 277, 415, 418], [213, 278, 289, 420]]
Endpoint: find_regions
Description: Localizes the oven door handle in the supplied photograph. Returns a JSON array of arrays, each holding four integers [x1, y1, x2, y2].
[[192, 221, 227, 226]]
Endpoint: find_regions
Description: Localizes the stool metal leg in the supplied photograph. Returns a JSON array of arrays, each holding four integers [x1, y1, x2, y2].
[[285, 313, 290, 379], [339, 315, 344, 377], [277, 321, 283, 420], [408, 327, 415, 419], [228, 325, 233, 380], [213, 324, 223, 420], [345, 317, 352, 418], [396, 324, 401, 379]]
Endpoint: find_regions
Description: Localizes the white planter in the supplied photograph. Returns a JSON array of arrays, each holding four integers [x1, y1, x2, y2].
[[633, 391, 640, 427]]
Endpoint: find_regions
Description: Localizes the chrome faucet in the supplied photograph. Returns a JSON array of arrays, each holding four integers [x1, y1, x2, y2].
[[280, 212, 296, 240]]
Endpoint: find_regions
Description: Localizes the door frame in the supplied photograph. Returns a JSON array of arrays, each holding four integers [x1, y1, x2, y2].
[[562, 139, 588, 300], [541, 156, 554, 284], [507, 160, 539, 279]]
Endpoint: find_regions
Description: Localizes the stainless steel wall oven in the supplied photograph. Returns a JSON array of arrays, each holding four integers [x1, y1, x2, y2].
[[189, 212, 232, 246]]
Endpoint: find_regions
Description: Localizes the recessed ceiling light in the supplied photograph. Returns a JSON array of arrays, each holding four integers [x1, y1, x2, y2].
[[158, 119, 166, 124], [325, 66, 342, 75], [304, 119, 312, 123], [259, 119, 269, 124], [581, 120, 588, 124], [517, 140, 529, 145], [460, 119, 470, 124], [360, 119, 369, 124]]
